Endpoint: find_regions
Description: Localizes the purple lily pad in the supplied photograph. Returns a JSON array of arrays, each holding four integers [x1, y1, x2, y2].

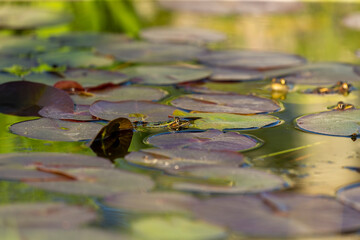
[[0, 81, 74, 117], [140, 27, 226, 45], [191, 193, 360, 237], [104, 192, 199, 214], [40, 104, 94, 121], [296, 109, 360, 137], [198, 50, 306, 70], [71, 86, 167, 105], [337, 183, 360, 211], [0, 167, 72, 182], [96, 42, 206, 63], [146, 129, 261, 152], [29, 168, 155, 197], [209, 67, 264, 81], [9, 118, 103, 141], [89, 100, 178, 122], [0, 203, 95, 228], [172, 166, 288, 194], [170, 93, 280, 114], [125, 148, 245, 171], [121, 65, 212, 85]]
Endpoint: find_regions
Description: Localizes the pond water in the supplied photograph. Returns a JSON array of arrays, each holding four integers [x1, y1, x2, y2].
[[1, 1, 360, 239]]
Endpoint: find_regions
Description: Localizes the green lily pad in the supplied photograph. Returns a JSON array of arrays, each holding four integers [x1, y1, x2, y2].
[[0, 71, 20, 84], [71, 86, 167, 105], [198, 50, 306, 70], [121, 65, 211, 85], [140, 27, 226, 45], [295, 109, 360, 137], [29, 168, 155, 197], [0, 36, 59, 56], [125, 148, 245, 171], [96, 42, 206, 63], [9, 118, 103, 141], [172, 166, 288, 194], [209, 67, 264, 81], [37, 51, 114, 68], [0, 202, 95, 228], [49, 32, 130, 48], [131, 216, 227, 240], [0, 57, 38, 70], [170, 93, 281, 114], [0, 6, 71, 30], [104, 192, 199, 214], [173, 109, 281, 130]]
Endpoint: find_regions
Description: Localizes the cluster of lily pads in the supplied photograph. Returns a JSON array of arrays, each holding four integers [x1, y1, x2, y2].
[[3, 5, 360, 240]]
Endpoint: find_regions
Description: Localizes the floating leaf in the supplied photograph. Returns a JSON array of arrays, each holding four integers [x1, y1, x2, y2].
[[0, 81, 74, 117], [0, 6, 71, 30], [0, 57, 37, 70], [71, 86, 167, 105], [122, 65, 211, 85], [0, 71, 20, 84], [209, 67, 264, 81], [10, 118, 103, 141], [146, 129, 261, 152], [0, 36, 59, 56], [96, 42, 206, 63], [0, 203, 95, 228], [40, 104, 95, 121], [89, 100, 178, 122], [0, 166, 72, 182], [140, 27, 226, 45], [191, 193, 360, 237], [131, 216, 227, 240], [104, 192, 199, 214], [173, 109, 281, 130], [49, 32, 130, 48], [29, 168, 155, 197], [198, 50, 306, 70], [90, 118, 133, 161], [170, 93, 280, 114], [172, 166, 288, 194], [125, 148, 245, 171], [337, 183, 360, 211], [23, 71, 64, 86], [296, 109, 360, 137], [37, 51, 114, 68]]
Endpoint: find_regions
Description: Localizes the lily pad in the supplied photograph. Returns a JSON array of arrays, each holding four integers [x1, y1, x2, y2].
[[29, 168, 155, 197], [0, 81, 74, 117], [121, 65, 211, 85], [0, 202, 95, 228], [23, 71, 64, 86], [0, 36, 59, 56], [0, 167, 73, 182], [40, 104, 95, 121], [104, 192, 199, 214], [71, 86, 167, 105], [125, 148, 245, 171], [170, 93, 281, 114], [49, 32, 130, 48], [173, 110, 281, 130], [96, 42, 206, 63], [295, 109, 360, 137], [0, 71, 20, 84], [198, 50, 306, 70], [337, 183, 360, 211], [209, 67, 264, 81], [89, 100, 178, 122], [0, 57, 38, 70], [173, 166, 288, 194], [37, 51, 114, 68], [146, 129, 261, 152], [131, 216, 227, 240], [140, 27, 226, 45], [9, 118, 103, 141], [0, 6, 71, 30], [191, 193, 360, 237]]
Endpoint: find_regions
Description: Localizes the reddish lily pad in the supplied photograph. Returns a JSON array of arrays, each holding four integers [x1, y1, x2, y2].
[[125, 148, 245, 171], [104, 192, 199, 214], [89, 100, 178, 122], [9, 118, 103, 141], [0, 36, 59, 56], [29, 168, 155, 197], [198, 50, 306, 70], [121, 65, 211, 85], [146, 129, 261, 152], [96, 42, 206, 63], [140, 27, 226, 45], [172, 166, 288, 194], [209, 67, 264, 81], [296, 109, 360, 137], [71, 86, 167, 105], [191, 193, 360, 237], [0, 81, 74, 117], [170, 93, 281, 114], [37, 51, 114, 68], [0, 203, 95, 228]]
